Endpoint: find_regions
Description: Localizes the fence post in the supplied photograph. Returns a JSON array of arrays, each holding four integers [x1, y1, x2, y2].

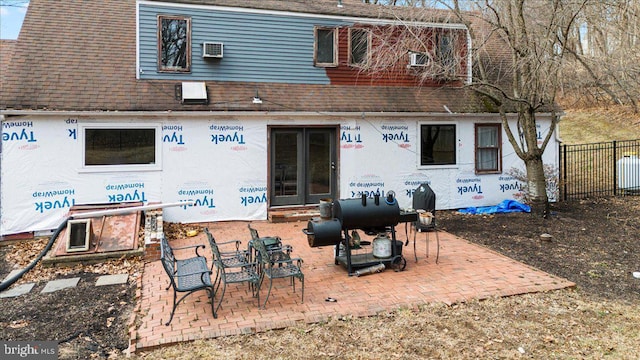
[[561, 144, 567, 201], [613, 140, 617, 196]]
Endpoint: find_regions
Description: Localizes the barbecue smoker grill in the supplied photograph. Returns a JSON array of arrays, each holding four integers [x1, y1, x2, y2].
[[304, 192, 416, 275]]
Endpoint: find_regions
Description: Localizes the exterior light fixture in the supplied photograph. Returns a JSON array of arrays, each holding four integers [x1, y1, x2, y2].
[[252, 90, 262, 104]]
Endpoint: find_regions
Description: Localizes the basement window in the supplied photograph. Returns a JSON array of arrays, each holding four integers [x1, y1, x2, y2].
[[65, 219, 92, 253], [79, 123, 162, 172]]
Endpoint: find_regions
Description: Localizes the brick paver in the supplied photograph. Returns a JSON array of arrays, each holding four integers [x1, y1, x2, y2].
[[131, 220, 574, 352]]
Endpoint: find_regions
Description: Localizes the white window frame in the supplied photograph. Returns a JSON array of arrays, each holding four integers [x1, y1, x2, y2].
[[79, 123, 162, 173], [417, 121, 459, 170]]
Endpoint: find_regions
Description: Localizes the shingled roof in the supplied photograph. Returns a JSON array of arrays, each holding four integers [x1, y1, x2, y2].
[[160, 0, 458, 21], [0, 40, 16, 97], [0, 0, 494, 113]]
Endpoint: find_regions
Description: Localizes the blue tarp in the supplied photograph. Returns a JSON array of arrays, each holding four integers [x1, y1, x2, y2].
[[458, 200, 531, 215]]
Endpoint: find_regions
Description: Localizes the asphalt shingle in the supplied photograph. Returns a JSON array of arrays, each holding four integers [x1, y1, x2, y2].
[[0, 0, 505, 113]]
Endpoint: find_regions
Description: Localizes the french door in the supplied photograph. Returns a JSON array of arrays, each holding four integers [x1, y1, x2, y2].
[[270, 127, 337, 206]]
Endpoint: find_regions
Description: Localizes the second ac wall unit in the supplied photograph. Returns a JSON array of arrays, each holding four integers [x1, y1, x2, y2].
[[410, 52, 429, 66], [203, 42, 223, 58]]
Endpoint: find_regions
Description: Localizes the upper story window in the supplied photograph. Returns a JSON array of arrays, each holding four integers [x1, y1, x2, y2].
[[314, 27, 338, 67], [420, 124, 456, 166], [349, 28, 370, 66], [435, 31, 457, 76], [158, 15, 191, 72], [475, 123, 502, 173], [80, 124, 162, 172], [408, 30, 460, 78]]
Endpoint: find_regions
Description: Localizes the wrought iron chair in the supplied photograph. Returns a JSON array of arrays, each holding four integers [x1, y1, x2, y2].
[[251, 237, 304, 309], [160, 235, 215, 325], [209, 239, 260, 314], [204, 227, 250, 270], [204, 228, 256, 295], [247, 224, 293, 263]]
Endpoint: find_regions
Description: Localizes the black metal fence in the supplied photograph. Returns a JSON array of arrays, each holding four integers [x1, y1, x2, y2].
[[560, 139, 640, 200]]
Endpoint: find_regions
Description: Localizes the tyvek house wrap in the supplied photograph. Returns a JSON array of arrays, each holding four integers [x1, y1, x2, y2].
[[1, 115, 553, 236]]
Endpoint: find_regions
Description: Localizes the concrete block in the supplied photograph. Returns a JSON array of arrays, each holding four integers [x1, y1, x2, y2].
[[41, 277, 80, 293]]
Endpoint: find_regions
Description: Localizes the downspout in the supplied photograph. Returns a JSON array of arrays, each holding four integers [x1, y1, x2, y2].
[[0, 201, 193, 292]]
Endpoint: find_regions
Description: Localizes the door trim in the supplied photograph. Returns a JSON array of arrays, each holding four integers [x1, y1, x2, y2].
[[268, 126, 338, 207]]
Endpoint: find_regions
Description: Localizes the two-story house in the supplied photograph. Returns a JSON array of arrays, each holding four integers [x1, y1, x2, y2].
[[0, 0, 560, 236]]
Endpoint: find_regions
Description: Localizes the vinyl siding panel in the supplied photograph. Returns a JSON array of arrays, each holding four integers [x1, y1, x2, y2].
[[138, 4, 352, 83]]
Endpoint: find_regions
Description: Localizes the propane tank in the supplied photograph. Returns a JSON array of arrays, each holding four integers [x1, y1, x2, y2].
[[372, 233, 392, 258]]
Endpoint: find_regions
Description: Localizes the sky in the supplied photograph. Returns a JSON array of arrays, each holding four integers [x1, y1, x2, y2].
[[0, 2, 28, 40]]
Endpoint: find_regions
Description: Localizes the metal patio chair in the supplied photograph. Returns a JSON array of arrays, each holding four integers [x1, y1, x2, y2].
[[204, 227, 255, 294], [251, 237, 304, 309], [209, 239, 260, 314], [160, 235, 215, 324], [204, 227, 250, 270], [247, 224, 293, 263]]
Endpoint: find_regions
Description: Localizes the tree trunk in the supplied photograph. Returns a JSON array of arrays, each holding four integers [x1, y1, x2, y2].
[[524, 156, 549, 217]]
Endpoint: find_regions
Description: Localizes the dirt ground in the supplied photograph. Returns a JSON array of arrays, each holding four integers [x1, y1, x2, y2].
[[1, 197, 640, 359], [439, 197, 640, 304]]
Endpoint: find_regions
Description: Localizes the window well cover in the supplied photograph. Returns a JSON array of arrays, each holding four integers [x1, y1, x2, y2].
[[181, 82, 208, 104]]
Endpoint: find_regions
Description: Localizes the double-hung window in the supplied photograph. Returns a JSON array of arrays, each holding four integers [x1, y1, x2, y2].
[[349, 28, 369, 66], [420, 124, 456, 166], [80, 124, 162, 172], [314, 27, 338, 67], [158, 15, 191, 72], [435, 31, 457, 76], [475, 123, 502, 173]]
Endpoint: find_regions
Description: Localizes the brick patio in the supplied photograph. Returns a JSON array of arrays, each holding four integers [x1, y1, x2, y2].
[[130, 220, 575, 352]]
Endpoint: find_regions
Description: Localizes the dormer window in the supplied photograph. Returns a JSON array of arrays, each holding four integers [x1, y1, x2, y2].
[[408, 30, 461, 78], [436, 31, 456, 74], [314, 27, 338, 67], [158, 15, 191, 72], [349, 28, 370, 66]]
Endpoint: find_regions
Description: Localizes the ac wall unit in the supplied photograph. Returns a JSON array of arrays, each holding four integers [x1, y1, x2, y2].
[[410, 52, 429, 66], [203, 42, 223, 58]]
